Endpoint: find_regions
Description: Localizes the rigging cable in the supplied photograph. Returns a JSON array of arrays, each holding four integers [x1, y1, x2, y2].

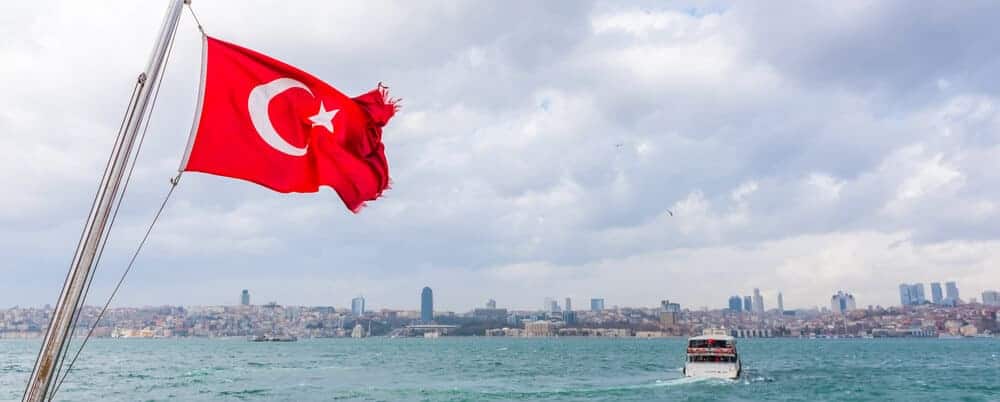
[[47, 10, 184, 400]]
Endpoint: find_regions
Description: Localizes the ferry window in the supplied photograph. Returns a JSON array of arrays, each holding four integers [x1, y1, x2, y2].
[[689, 355, 736, 363], [689, 340, 732, 348]]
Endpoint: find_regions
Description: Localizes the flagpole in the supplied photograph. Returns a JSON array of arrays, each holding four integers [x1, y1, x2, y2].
[[22, 1, 186, 400]]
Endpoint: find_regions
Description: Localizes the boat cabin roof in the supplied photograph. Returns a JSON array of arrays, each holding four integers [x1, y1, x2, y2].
[[688, 335, 735, 341]]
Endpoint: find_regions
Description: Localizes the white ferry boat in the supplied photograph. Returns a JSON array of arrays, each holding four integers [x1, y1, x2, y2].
[[684, 329, 741, 379]]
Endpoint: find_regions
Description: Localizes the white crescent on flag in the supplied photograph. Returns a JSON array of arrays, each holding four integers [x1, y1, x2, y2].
[[247, 77, 313, 157]]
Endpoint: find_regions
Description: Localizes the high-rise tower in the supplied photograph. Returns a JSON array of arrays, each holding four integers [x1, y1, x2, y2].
[[421, 287, 434, 322], [752, 288, 764, 314], [351, 296, 365, 316]]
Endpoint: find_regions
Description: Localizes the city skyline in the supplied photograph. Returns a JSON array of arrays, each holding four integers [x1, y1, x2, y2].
[[11, 281, 1000, 313], [4, 1, 1000, 311]]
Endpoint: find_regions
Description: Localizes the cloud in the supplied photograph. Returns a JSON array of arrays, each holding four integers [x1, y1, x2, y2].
[[2, 0, 999, 310]]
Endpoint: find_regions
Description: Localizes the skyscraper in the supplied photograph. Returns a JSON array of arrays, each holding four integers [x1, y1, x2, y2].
[[240, 289, 250, 306], [486, 299, 497, 309], [899, 283, 926, 306], [743, 296, 753, 312], [930, 282, 943, 304], [945, 281, 959, 301], [830, 291, 856, 314], [421, 287, 433, 322], [565, 297, 572, 312], [728, 296, 742, 312], [752, 288, 764, 314], [351, 296, 365, 316], [982, 290, 1000, 306], [777, 292, 784, 313], [590, 298, 605, 311]]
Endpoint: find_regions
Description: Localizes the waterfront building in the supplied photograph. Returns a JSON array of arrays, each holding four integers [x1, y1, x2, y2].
[[981, 290, 999, 306], [743, 296, 753, 312], [240, 289, 250, 306], [898, 283, 926, 306], [728, 296, 742, 312], [930, 282, 943, 304], [565, 297, 572, 312], [777, 292, 784, 313], [945, 281, 959, 302], [752, 288, 764, 314], [421, 287, 433, 322], [591, 298, 605, 311], [830, 291, 856, 314], [351, 296, 365, 316], [351, 323, 365, 338], [524, 320, 554, 337]]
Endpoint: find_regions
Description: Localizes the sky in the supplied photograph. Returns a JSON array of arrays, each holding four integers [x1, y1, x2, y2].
[[2, 0, 1000, 312]]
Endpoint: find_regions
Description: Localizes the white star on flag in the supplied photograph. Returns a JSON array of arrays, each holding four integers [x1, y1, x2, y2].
[[308, 102, 338, 132]]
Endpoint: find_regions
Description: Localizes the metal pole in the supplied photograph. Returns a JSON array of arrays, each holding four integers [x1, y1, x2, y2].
[[22, 1, 185, 400]]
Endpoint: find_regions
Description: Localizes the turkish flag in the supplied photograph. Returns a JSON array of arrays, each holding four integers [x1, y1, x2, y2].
[[181, 36, 397, 212]]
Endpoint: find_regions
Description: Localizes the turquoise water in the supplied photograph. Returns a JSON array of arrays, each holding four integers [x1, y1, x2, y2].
[[1, 338, 998, 401]]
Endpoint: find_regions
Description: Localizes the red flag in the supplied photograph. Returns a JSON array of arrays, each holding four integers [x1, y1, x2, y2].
[[181, 36, 397, 212]]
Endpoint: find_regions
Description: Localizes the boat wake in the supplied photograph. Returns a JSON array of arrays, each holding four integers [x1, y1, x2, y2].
[[653, 376, 717, 387]]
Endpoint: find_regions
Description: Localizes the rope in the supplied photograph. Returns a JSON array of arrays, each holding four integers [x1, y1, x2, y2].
[[46, 8, 184, 399], [49, 176, 181, 400], [186, 2, 206, 35]]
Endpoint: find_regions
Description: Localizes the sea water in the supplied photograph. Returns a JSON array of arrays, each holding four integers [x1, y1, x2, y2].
[[1, 337, 998, 401]]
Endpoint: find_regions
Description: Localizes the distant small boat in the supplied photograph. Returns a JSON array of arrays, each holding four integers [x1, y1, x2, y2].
[[249, 334, 297, 342]]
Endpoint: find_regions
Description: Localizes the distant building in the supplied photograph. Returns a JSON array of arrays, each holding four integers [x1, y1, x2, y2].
[[660, 300, 680, 313], [240, 289, 250, 306], [562, 310, 577, 325], [351, 296, 365, 316], [565, 297, 572, 312], [728, 296, 742, 312], [473, 307, 508, 321], [899, 283, 926, 306], [743, 296, 753, 312], [982, 290, 1000, 306], [524, 320, 554, 337], [486, 299, 497, 309], [543, 298, 560, 313], [351, 323, 365, 338], [777, 292, 784, 313], [590, 298, 605, 311], [830, 291, 857, 314], [945, 281, 959, 303], [659, 311, 678, 327], [421, 287, 433, 322], [930, 282, 943, 304], [752, 288, 764, 314]]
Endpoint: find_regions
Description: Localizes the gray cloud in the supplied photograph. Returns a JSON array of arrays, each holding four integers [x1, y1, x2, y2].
[[2, 0, 999, 310]]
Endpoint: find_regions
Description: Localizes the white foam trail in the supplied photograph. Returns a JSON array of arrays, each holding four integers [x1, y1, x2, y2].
[[652, 376, 713, 387]]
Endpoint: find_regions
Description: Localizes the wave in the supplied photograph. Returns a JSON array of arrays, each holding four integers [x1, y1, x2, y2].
[[217, 388, 270, 399]]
